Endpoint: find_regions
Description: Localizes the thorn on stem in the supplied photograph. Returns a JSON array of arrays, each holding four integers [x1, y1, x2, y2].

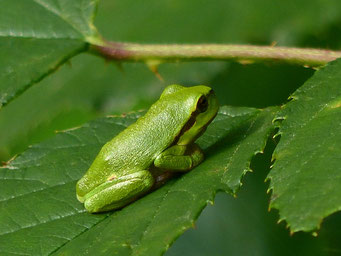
[[115, 62, 125, 73], [146, 60, 164, 81], [238, 59, 254, 65]]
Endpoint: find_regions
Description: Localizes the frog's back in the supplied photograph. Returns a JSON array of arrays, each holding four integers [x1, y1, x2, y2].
[[103, 97, 192, 172]]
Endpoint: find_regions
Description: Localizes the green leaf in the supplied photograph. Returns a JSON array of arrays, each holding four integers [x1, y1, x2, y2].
[[268, 59, 341, 233], [0, 105, 277, 255], [0, 0, 99, 108]]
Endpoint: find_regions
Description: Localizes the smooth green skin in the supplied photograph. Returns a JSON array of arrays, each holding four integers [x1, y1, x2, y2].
[[76, 85, 219, 213]]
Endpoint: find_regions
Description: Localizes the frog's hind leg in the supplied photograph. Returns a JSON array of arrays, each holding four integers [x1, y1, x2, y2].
[[83, 170, 154, 213]]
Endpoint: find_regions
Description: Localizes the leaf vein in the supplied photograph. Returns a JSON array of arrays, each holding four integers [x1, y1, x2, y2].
[[32, 0, 85, 39]]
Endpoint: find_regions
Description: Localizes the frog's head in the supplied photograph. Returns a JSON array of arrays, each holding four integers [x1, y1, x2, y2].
[[170, 85, 219, 145]]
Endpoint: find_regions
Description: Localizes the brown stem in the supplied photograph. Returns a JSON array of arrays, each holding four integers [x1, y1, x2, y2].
[[91, 41, 341, 67]]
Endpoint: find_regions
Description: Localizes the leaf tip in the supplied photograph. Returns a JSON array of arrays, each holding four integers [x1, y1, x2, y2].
[[207, 199, 214, 205], [277, 218, 284, 224], [191, 221, 197, 229]]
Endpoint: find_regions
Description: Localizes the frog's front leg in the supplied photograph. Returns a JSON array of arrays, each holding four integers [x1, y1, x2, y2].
[[154, 143, 204, 171], [82, 170, 154, 213]]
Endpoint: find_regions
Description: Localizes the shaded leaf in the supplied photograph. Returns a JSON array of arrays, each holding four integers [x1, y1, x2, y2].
[[0, 0, 99, 107], [0, 105, 277, 255], [268, 59, 341, 232]]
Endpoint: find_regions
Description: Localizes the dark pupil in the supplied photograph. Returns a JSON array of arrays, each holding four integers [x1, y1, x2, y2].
[[198, 96, 208, 112]]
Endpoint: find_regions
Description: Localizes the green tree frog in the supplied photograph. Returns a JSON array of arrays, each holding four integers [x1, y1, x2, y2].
[[76, 85, 219, 213]]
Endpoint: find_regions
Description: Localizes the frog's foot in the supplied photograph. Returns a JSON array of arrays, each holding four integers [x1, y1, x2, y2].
[[83, 170, 154, 213], [154, 143, 204, 171]]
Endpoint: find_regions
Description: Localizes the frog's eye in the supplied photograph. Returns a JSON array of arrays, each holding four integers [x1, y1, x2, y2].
[[197, 96, 208, 112]]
